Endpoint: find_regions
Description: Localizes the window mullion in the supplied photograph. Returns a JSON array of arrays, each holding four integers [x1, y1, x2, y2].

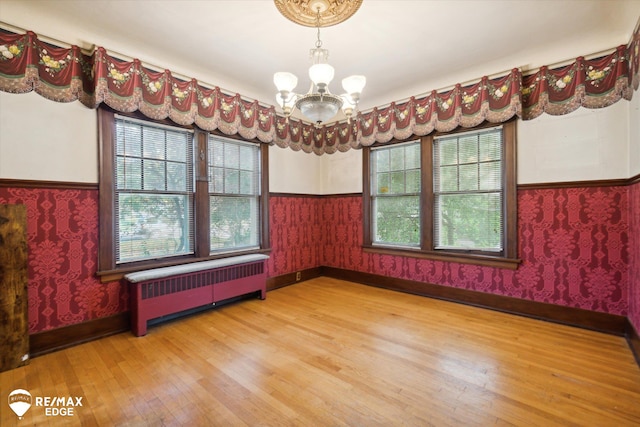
[[194, 130, 210, 258], [422, 136, 433, 251]]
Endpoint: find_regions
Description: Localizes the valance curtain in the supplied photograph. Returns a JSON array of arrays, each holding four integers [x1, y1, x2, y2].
[[0, 22, 638, 155]]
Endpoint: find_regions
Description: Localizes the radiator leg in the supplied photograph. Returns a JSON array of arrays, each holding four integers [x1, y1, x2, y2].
[[132, 317, 147, 337]]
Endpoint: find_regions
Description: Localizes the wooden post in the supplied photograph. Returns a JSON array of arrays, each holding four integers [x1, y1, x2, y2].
[[0, 204, 29, 372]]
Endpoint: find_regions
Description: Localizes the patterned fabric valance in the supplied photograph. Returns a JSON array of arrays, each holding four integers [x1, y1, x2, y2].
[[1, 21, 638, 155]]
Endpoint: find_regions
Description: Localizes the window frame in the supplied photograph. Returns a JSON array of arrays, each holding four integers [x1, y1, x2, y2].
[[97, 107, 270, 282], [363, 120, 519, 269]]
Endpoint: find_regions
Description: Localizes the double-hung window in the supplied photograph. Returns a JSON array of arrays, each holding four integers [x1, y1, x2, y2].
[[364, 121, 518, 269], [208, 136, 260, 252], [98, 108, 269, 280], [370, 141, 421, 247], [115, 117, 194, 263]]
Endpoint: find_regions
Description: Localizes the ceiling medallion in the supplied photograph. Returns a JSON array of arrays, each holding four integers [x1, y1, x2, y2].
[[274, 0, 363, 28]]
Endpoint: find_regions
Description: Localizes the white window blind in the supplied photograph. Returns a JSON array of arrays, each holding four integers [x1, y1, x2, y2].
[[115, 116, 195, 263], [433, 127, 503, 251], [207, 136, 260, 252], [371, 141, 421, 247]]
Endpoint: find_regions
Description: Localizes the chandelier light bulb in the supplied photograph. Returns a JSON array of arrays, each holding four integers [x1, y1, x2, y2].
[[272, 1, 364, 124], [342, 75, 366, 100], [273, 72, 298, 93], [309, 63, 335, 89]]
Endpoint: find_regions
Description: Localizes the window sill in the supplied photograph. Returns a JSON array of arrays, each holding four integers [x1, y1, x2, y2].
[[362, 245, 520, 270], [97, 248, 272, 283]]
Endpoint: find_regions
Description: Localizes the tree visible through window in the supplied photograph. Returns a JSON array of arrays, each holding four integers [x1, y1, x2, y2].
[[370, 141, 421, 247], [434, 128, 503, 251], [363, 121, 518, 268], [97, 108, 269, 278], [115, 117, 194, 263], [208, 137, 260, 252]]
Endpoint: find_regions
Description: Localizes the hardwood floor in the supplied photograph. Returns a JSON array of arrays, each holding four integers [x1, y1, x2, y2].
[[2, 277, 640, 426]]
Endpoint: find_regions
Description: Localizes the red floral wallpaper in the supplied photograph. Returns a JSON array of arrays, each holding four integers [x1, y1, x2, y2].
[[316, 186, 629, 315], [0, 188, 126, 334], [629, 181, 640, 332], [0, 186, 633, 334], [267, 196, 323, 278]]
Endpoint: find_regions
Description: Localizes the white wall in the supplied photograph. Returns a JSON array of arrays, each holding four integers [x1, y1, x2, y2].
[[629, 91, 640, 177], [0, 91, 98, 183], [318, 101, 634, 192], [518, 100, 630, 184], [0, 91, 636, 191], [268, 145, 323, 194], [319, 148, 363, 194]]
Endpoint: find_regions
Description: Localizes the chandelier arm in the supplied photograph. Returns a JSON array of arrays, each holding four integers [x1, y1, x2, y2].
[[272, 1, 365, 125]]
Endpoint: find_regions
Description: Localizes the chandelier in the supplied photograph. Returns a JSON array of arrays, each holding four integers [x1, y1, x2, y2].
[[273, 0, 366, 124]]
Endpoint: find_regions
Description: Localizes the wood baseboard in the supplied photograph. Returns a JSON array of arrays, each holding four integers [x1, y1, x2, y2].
[[28, 269, 635, 367], [266, 267, 322, 291], [321, 266, 628, 336], [29, 312, 130, 358], [626, 319, 640, 368]]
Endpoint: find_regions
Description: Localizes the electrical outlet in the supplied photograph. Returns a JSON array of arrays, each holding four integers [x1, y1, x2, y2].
[[296, 271, 301, 281]]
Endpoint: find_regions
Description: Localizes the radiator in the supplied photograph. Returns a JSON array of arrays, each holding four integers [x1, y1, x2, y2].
[[125, 254, 268, 336]]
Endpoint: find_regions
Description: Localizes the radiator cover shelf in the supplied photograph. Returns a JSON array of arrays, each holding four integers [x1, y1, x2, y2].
[[127, 258, 267, 336]]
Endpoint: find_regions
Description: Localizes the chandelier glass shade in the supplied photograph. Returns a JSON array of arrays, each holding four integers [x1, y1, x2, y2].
[[274, 1, 365, 124]]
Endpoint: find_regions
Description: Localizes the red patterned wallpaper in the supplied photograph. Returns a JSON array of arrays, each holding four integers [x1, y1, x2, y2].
[[0, 185, 633, 334], [629, 181, 640, 332], [0, 188, 126, 334], [317, 186, 629, 315], [267, 196, 322, 278]]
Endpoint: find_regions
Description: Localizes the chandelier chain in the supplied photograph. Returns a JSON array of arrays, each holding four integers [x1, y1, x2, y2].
[[315, 8, 322, 48]]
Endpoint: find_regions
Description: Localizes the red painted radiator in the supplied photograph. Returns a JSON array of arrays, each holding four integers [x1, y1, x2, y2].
[[126, 256, 267, 336]]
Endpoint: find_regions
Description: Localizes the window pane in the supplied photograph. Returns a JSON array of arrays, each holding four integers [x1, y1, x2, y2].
[[390, 171, 405, 194], [224, 143, 240, 168], [406, 169, 420, 193], [459, 135, 478, 163], [376, 149, 389, 172], [480, 133, 501, 161], [435, 193, 501, 251], [143, 127, 165, 160], [117, 157, 142, 190], [439, 166, 458, 192], [117, 193, 192, 262], [117, 123, 142, 157], [225, 169, 240, 194], [459, 164, 478, 191], [167, 162, 187, 191], [439, 139, 457, 165], [210, 167, 224, 193], [210, 196, 258, 251], [390, 148, 405, 171], [239, 145, 256, 171], [143, 159, 166, 191], [240, 170, 254, 194], [376, 172, 390, 194], [166, 132, 186, 162], [405, 144, 420, 169], [373, 196, 420, 246], [479, 161, 501, 190]]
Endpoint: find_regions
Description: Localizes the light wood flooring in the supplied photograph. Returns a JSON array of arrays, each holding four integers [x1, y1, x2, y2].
[[2, 277, 640, 426]]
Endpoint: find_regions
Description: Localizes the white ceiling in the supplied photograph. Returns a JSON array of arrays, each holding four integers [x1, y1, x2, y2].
[[2, 1, 639, 119]]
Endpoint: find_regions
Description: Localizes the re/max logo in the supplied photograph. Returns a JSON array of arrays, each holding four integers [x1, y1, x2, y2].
[[35, 396, 83, 407]]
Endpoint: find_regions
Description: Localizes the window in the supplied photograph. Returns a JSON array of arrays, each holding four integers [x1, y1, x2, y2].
[[98, 108, 269, 280], [208, 136, 260, 252], [363, 121, 518, 269], [433, 128, 503, 252], [370, 141, 421, 247], [115, 117, 194, 263]]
